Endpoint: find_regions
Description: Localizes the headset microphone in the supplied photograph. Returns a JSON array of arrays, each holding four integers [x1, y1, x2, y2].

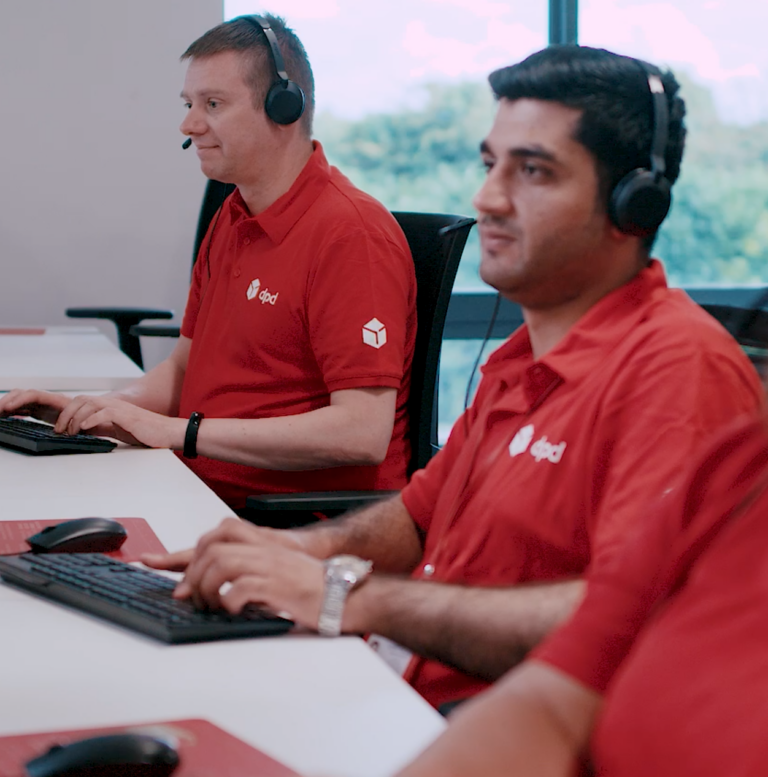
[[182, 138, 192, 150]]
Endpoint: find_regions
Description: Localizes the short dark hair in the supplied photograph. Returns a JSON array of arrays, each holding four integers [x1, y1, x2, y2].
[[182, 14, 315, 136], [489, 45, 686, 249]]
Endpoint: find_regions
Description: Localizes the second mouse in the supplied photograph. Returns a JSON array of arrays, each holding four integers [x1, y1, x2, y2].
[[26, 518, 128, 554]]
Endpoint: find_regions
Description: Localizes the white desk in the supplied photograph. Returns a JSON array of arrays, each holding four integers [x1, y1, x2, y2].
[[0, 446, 445, 777], [0, 327, 143, 392]]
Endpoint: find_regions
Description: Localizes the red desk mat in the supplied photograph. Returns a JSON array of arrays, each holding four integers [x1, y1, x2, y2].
[[0, 518, 167, 562], [0, 718, 301, 776]]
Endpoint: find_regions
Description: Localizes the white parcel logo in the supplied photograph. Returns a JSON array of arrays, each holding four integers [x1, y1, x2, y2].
[[363, 318, 387, 349], [509, 424, 534, 457], [246, 278, 261, 300]]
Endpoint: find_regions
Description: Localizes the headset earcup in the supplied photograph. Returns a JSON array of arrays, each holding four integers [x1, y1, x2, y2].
[[609, 169, 672, 237], [265, 81, 305, 125]]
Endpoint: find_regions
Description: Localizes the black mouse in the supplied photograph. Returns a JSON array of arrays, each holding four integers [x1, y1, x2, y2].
[[26, 518, 128, 554], [25, 732, 180, 777]]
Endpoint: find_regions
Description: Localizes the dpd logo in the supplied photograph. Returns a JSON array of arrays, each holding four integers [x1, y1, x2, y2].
[[530, 436, 567, 464], [246, 278, 279, 305]]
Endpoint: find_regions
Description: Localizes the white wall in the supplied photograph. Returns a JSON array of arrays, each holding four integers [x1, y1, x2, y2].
[[0, 0, 222, 368]]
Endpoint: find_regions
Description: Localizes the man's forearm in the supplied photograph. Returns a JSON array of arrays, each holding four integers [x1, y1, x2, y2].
[[192, 387, 395, 470], [289, 494, 424, 575], [345, 576, 586, 681], [396, 661, 600, 777]]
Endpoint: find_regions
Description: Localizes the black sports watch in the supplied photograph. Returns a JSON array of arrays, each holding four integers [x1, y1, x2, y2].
[[183, 411, 204, 459]]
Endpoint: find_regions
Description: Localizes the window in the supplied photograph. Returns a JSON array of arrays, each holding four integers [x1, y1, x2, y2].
[[224, 1, 768, 436], [581, 0, 768, 286]]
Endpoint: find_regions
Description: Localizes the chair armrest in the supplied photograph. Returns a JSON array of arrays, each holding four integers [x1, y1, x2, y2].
[[65, 307, 173, 368], [130, 324, 181, 339], [243, 490, 398, 529], [246, 491, 399, 513]]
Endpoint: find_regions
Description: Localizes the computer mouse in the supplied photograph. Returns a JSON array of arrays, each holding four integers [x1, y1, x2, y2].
[[26, 517, 128, 554], [25, 732, 180, 777]]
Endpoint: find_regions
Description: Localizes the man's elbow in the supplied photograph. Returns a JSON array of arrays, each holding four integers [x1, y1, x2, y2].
[[342, 434, 390, 466]]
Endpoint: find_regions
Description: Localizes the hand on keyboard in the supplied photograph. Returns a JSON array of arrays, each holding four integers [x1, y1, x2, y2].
[[0, 389, 70, 426], [0, 553, 293, 643], [54, 395, 187, 450], [144, 517, 326, 630]]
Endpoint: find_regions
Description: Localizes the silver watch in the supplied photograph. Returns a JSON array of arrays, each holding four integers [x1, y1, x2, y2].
[[318, 555, 373, 637]]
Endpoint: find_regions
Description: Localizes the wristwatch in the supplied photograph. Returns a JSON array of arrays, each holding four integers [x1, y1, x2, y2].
[[318, 555, 373, 637]]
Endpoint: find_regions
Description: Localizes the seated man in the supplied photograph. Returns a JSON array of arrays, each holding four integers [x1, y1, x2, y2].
[[144, 45, 764, 708], [0, 15, 417, 512], [393, 409, 768, 777]]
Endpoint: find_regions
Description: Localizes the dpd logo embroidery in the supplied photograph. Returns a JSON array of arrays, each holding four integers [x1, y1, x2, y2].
[[246, 278, 279, 305], [530, 436, 567, 464], [509, 424, 534, 457]]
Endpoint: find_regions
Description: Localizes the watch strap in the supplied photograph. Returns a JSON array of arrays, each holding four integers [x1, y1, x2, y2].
[[318, 556, 372, 637], [183, 411, 204, 459]]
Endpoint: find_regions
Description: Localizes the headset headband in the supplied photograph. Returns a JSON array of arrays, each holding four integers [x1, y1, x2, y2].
[[608, 61, 672, 237], [646, 71, 668, 181], [236, 14, 305, 126], [249, 15, 291, 85]]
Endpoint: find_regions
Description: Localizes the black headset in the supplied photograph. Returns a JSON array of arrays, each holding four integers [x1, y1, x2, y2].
[[608, 64, 672, 237], [240, 15, 305, 125]]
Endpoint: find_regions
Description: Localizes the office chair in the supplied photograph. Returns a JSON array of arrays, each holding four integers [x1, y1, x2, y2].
[[244, 209, 474, 527]]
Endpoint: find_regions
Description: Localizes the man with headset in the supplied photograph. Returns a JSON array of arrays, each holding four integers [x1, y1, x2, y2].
[[145, 46, 762, 708], [0, 15, 417, 511]]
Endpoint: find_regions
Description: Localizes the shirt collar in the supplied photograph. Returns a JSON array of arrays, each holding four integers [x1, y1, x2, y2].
[[481, 260, 670, 404], [226, 140, 332, 245]]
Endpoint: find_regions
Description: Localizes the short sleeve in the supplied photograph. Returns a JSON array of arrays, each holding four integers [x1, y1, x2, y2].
[[534, 415, 768, 693], [401, 381, 490, 534], [585, 335, 763, 571], [305, 228, 416, 392]]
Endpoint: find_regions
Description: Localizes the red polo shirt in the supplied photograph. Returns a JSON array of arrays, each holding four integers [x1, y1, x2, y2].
[[534, 415, 768, 777], [399, 260, 763, 708], [178, 143, 416, 509]]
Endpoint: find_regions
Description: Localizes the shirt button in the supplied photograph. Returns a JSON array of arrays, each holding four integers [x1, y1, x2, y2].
[[423, 563, 435, 577], [233, 268, 241, 278], [243, 238, 251, 246]]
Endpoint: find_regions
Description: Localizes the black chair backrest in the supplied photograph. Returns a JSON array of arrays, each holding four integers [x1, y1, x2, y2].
[[194, 184, 474, 474], [391, 212, 474, 473], [193, 180, 236, 265], [699, 302, 768, 368]]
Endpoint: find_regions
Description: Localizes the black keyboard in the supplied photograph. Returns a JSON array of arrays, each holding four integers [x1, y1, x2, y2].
[[0, 417, 117, 454], [0, 553, 293, 643]]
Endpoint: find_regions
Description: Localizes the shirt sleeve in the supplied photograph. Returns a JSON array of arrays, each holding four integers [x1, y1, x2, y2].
[[534, 415, 768, 693], [305, 227, 416, 392], [401, 378, 490, 534], [585, 330, 764, 571]]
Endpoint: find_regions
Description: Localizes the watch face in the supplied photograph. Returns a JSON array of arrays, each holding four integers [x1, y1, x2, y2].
[[327, 555, 372, 585]]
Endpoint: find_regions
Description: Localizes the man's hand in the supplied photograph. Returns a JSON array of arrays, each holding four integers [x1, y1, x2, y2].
[[0, 389, 71, 424], [143, 517, 330, 626], [54, 394, 186, 448], [174, 539, 327, 627]]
